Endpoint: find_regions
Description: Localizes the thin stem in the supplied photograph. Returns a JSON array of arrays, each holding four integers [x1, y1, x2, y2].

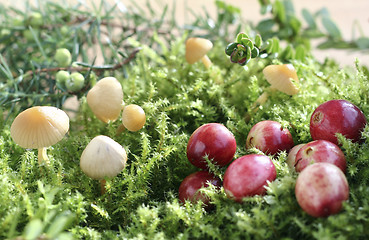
[[100, 179, 107, 195], [116, 124, 126, 136], [38, 147, 50, 165], [13, 48, 141, 79], [245, 87, 277, 122], [201, 55, 212, 69]]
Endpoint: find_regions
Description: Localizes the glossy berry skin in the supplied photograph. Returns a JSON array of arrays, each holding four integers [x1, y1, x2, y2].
[[295, 163, 349, 218], [310, 99, 367, 145], [187, 123, 237, 169], [294, 140, 346, 173], [286, 144, 305, 169], [178, 171, 221, 207], [66, 72, 85, 92], [246, 120, 294, 155], [223, 154, 276, 202]]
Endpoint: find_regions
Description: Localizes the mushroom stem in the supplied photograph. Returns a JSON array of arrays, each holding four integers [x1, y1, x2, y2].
[[38, 147, 50, 165], [116, 124, 126, 135], [100, 179, 107, 195], [201, 55, 212, 69], [245, 87, 277, 122]]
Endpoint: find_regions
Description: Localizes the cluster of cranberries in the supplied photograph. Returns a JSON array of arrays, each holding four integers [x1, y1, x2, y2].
[[178, 99, 367, 217]]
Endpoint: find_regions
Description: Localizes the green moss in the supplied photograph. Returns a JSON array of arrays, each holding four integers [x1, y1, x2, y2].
[[1, 0, 369, 239]]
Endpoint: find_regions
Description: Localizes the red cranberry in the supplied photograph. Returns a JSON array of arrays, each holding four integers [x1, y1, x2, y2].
[[223, 154, 276, 202], [178, 171, 221, 208], [294, 140, 346, 173], [246, 120, 294, 155], [295, 163, 349, 218], [187, 123, 237, 169], [310, 99, 367, 145]]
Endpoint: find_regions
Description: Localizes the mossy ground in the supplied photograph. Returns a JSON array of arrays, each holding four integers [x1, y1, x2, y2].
[[1, 1, 369, 239]]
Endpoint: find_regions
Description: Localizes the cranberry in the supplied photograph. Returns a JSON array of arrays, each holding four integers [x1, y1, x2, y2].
[[178, 171, 221, 208], [223, 154, 276, 202], [294, 140, 346, 173], [187, 123, 237, 169], [310, 99, 367, 145], [295, 163, 349, 217], [246, 120, 294, 155]]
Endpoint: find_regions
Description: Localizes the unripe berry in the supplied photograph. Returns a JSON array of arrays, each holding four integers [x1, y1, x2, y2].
[[55, 70, 70, 87], [54, 48, 72, 67], [66, 72, 85, 92], [23, 29, 38, 41], [28, 12, 43, 28]]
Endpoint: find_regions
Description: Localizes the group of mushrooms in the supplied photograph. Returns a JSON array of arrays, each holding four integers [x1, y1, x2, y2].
[[10, 76, 146, 193], [9, 37, 299, 194], [185, 37, 300, 116]]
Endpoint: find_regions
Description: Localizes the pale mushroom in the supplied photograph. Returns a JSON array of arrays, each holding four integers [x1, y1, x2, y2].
[[185, 37, 213, 69], [10, 106, 70, 164], [246, 64, 300, 122], [263, 64, 300, 95], [86, 77, 124, 123], [122, 104, 146, 132], [116, 104, 146, 135], [80, 135, 127, 194]]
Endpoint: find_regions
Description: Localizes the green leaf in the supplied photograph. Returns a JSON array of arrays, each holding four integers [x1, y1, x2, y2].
[[254, 34, 262, 48], [236, 32, 248, 42], [256, 19, 275, 33], [321, 16, 342, 40], [264, 38, 274, 53], [273, 0, 286, 23], [289, 16, 301, 34], [355, 37, 369, 49], [46, 213, 75, 238], [225, 42, 238, 56], [302, 8, 316, 29], [241, 38, 254, 49], [272, 38, 280, 53], [251, 47, 260, 58], [24, 219, 43, 240], [295, 45, 306, 61]]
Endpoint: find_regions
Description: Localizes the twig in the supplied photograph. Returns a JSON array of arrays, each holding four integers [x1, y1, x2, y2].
[[16, 48, 141, 79]]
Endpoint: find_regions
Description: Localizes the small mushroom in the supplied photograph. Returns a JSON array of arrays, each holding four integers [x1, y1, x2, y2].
[[80, 135, 127, 194], [245, 64, 299, 122], [116, 104, 146, 135], [86, 77, 124, 123], [10, 106, 70, 164], [122, 104, 146, 132], [263, 64, 299, 95], [185, 37, 213, 69]]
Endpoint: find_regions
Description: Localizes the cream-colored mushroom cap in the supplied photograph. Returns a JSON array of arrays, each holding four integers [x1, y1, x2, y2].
[[185, 37, 213, 64], [122, 104, 146, 132], [87, 77, 123, 123], [80, 135, 127, 180], [263, 64, 300, 95], [10, 106, 70, 149]]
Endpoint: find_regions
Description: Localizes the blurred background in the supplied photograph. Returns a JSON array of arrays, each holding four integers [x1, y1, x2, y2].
[[1, 0, 368, 66]]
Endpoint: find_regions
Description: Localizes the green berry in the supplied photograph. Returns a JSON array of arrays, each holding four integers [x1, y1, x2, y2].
[[66, 72, 85, 92], [12, 16, 24, 27], [23, 29, 38, 41], [0, 29, 11, 38], [60, 26, 69, 36], [54, 48, 72, 67], [55, 70, 70, 87], [28, 12, 43, 28]]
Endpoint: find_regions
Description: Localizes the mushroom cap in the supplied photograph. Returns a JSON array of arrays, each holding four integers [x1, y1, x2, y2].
[[86, 77, 123, 123], [80, 135, 127, 180], [10, 106, 70, 149], [263, 64, 300, 95], [185, 37, 213, 64], [122, 104, 146, 132]]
